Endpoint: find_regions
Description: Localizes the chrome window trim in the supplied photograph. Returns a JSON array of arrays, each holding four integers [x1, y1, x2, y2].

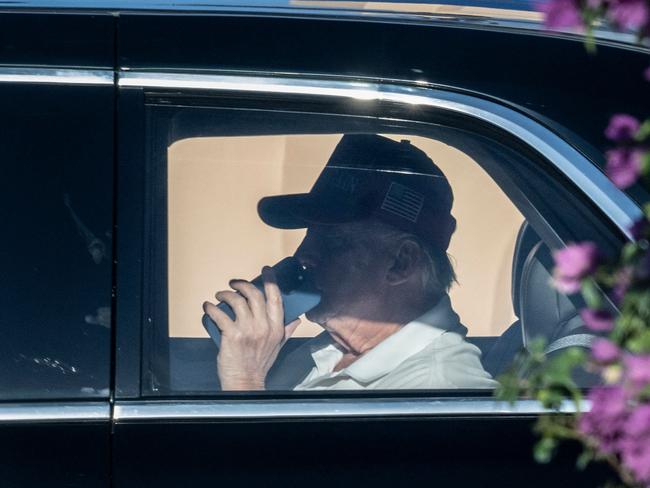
[[120, 71, 642, 239], [0, 397, 588, 423], [0, 402, 111, 423], [114, 398, 588, 421], [0, 67, 113, 86]]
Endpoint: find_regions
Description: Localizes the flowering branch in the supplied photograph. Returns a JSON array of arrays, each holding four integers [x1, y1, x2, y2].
[[495, 1, 650, 486]]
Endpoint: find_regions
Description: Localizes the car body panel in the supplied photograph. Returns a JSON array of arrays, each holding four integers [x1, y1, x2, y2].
[[0, 11, 113, 67], [0, 2, 646, 486]]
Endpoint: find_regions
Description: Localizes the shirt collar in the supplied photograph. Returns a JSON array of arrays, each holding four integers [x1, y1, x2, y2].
[[309, 295, 465, 384]]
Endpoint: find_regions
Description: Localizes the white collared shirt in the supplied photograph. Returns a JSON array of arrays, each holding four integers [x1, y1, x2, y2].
[[294, 295, 497, 390]]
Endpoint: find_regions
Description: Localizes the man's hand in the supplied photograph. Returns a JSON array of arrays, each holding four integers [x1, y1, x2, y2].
[[202, 267, 301, 390]]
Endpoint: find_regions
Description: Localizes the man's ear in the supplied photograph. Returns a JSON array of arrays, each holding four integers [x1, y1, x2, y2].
[[386, 239, 420, 285]]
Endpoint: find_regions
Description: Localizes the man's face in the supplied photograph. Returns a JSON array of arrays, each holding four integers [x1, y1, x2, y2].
[[294, 223, 390, 327]]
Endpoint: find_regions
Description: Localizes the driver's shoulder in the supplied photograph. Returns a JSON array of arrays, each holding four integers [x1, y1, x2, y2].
[[376, 337, 496, 389]]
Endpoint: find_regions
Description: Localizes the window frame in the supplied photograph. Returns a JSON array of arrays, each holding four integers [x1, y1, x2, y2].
[[115, 71, 641, 415]]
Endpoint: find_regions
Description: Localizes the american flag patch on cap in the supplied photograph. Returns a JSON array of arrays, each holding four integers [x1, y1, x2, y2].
[[381, 182, 424, 223]]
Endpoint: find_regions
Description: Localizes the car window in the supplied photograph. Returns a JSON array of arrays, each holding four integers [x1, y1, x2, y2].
[[168, 134, 522, 340], [138, 104, 621, 395], [165, 133, 523, 392], [0, 83, 113, 400]]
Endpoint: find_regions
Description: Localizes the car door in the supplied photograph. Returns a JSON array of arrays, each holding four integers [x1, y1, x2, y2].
[[111, 9, 644, 487], [0, 9, 114, 487]]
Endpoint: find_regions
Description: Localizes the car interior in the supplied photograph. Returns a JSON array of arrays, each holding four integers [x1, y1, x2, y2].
[[151, 132, 593, 394], [164, 219, 598, 393], [482, 221, 597, 381]]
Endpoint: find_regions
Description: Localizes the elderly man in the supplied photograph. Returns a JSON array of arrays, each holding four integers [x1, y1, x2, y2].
[[203, 134, 496, 391]]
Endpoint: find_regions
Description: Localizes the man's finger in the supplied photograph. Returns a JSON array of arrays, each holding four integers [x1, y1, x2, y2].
[[215, 290, 251, 321], [262, 266, 283, 327], [203, 301, 235, 333], [229, 280, 266, 317]]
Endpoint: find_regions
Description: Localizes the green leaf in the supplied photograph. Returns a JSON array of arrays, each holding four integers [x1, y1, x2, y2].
[[533, 350, 584, 409], [581, 279, 602, 309], [637, 384, 650, 401], [534, 437, 557, 464], [576, 449, 594, 470], [524, 338, 548, 369], [537, 389, 565, 409], [580, 12, 597, 53], [584, 34, 596, 54], [621, 242, 641, 264], [494, 372, 521, 403], [565, 347, 587, 365], [636, 290, 650, 318], [627, 329, 650, 353], [528, 337, 547, 355], [635, 120, 650, 142], [641, 151, 650, 177]]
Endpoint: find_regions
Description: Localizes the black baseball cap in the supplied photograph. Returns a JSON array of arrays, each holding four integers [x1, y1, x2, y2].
[[257, 134, 456, 251]]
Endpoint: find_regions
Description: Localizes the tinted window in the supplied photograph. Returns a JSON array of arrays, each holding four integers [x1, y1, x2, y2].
[[0, 83, 113, 399]]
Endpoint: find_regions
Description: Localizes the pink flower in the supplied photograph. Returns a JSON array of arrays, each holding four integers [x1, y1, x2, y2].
[[579, 386, 629, 453], [625, 404, 650, 436], [553, 274, 583, 294], [591, 338, 620, 362], [541, 0, 584, 29], [552, 242, 599, 293], [581, 309, 616, 332], [621, 406, 650, 483], [621, 437, 650, 483], [586, 386, 628, 418], [581, 385, 650, 486], [608, 0, 650, 30], [606, 148, 643, 189], [624, 354, 650, 389], [605, 114, 641, 142]]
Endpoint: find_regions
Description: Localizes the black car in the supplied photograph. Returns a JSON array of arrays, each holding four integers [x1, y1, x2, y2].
[[1, 0, 648, 486]]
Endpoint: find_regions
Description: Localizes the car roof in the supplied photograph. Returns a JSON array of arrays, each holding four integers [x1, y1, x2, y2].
[[0, 0, 640, 47]]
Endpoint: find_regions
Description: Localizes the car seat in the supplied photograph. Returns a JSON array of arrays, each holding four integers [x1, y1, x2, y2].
[[483, 222, 597, 382]]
